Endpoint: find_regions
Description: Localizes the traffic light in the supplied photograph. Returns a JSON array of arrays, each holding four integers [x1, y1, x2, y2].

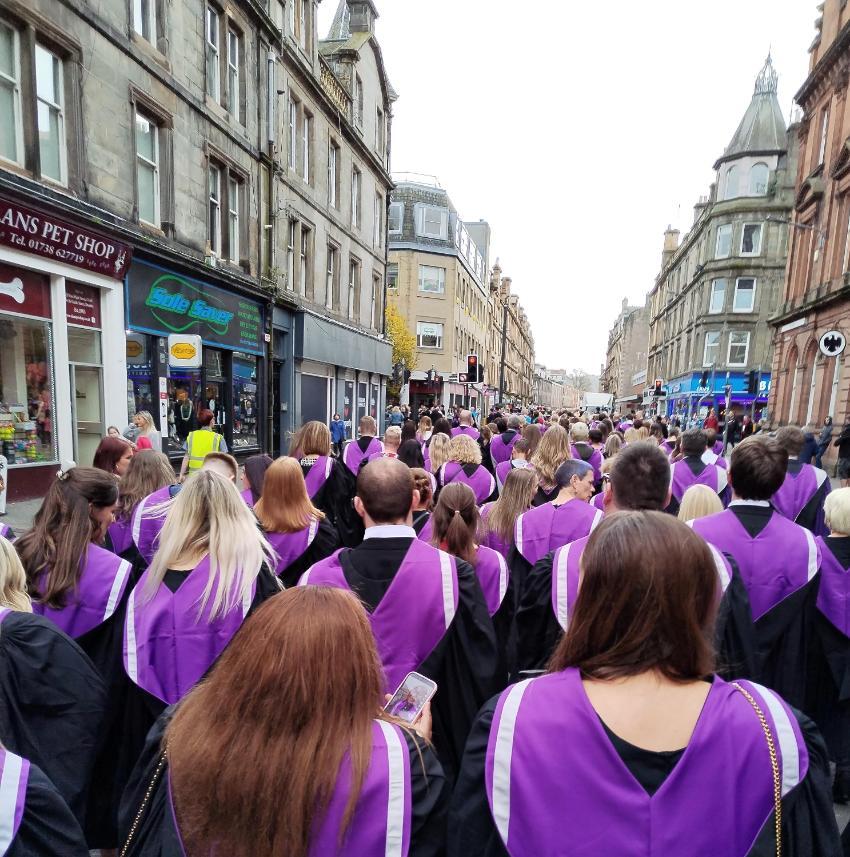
[[699, 371, 709, 389], [653, 378, 663, 397], [747, 370, 758, 394], [467, 354, 479, 383]]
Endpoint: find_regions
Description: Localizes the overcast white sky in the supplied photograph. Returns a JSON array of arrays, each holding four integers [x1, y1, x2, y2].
[[320, 1, 818, 374]]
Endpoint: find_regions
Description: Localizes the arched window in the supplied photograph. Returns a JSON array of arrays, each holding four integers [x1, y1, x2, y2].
[[749, 162, 769, 196], [724, 166, 739, 200]]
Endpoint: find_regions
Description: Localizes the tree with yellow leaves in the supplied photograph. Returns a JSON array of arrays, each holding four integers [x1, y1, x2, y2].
[[385, 301, 416, 397]]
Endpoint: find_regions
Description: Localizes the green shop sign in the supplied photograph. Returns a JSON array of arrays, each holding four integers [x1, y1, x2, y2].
[[127, 260, 264, 356]]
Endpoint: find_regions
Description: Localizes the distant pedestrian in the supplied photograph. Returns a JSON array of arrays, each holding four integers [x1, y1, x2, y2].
[[835, 420, 850, 487], [816, 416, 834, 469], [330, 412, 346, 456], [179, 409, 225, 480]]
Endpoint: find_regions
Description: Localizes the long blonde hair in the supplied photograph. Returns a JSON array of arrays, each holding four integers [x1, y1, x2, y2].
[[486, 468, 538, 544], [255, 457, 325, 533], [530, 424, 571, 490], [135, 410, 155, 433], [429, 433, 451, 474], [145, 471, 276, 618], [0, 537, 30, 611]]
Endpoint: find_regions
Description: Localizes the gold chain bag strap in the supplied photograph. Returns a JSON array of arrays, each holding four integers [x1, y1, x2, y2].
[[119, 748, 168, 857], [732, 682, 783, 857]]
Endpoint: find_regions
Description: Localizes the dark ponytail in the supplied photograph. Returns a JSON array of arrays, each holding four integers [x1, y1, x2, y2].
[[430, 482, 479, 567], [17, 467, 118, 609]]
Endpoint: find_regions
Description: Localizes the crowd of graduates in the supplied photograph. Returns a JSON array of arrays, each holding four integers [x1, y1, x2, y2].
[[1, 403, 850, 855]]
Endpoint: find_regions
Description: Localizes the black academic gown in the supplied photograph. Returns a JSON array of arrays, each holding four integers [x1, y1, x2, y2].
[[8, 762, 90, 857], [530, 485, 558, 508], [447, 691, 842, 857], [336, 536, 500, 782], [726, 505, 819, 711], [274, 518, 340, 589], [118, 565, 282, 840], [0, 611, 107, 827], [514, 546, 756, 680], [117, 707, 450, 857], [807, 537, 850, 769], [412, 510, 431, 535], [302, 458, 363, 547]]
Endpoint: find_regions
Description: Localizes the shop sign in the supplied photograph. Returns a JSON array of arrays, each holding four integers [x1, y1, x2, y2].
[[126, 334, 147, 363], [0, 195, 131, 278], [158, 377, 168, 429], [128, 260, 264, 356], [65, 282, 101, 328], [168, 334, 202, 368], [0, 262, 50, 318]]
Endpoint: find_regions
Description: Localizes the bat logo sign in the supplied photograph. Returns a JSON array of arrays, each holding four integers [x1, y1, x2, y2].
[[819, 330, 846, 358]]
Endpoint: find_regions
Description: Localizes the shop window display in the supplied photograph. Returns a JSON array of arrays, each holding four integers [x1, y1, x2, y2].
[[232, 352, 258, 449], [0, 317, 57, 465]]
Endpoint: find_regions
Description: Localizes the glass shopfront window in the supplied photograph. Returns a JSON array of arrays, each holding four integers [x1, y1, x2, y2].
[[0, 316, 58, 466], [232, 352, 258, 450], [126, 334, 154, 421]]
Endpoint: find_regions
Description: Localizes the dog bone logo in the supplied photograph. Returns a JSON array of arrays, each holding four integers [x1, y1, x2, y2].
[[0, 278, 25, 304]]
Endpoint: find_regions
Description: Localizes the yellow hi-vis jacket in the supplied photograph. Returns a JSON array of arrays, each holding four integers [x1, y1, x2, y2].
[[186, 428, 223, 470]]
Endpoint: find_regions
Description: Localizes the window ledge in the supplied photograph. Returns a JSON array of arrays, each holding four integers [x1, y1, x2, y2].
[[137, 221, 166, 238], [130, 31, 171, 72]]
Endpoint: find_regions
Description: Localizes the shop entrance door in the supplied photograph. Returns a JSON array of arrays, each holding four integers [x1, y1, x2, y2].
[[70, 365, 104, 466]]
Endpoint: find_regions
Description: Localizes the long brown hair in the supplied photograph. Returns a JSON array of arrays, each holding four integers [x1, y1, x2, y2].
[[167, 587, 390, 857], [530, 424, 571, 491], [430, 482, 479, 566], [549, 511, 717, 681], [486, 467, 537, 544], [255, 457, 325, 533], [520, 423, 541, 456], [17, 468, 118, 608], [116, 450, 175, 523]]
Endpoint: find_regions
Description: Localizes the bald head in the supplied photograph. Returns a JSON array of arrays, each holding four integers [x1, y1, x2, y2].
[[459, 410, 473, 426], [356, 457, 416, 524]]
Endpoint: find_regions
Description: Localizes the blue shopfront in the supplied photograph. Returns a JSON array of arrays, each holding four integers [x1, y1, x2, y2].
[[660, 371, 772, 423]]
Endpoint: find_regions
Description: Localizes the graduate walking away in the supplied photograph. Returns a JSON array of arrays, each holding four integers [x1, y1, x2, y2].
[[253, 456, 339, 587], [449, 512, 842, 857], [0, 537, 106, 832], [119, 587, 449, 856], [300, 457, 500, 782], [772, 426, 831, 535], [16, 467, 131, 849]]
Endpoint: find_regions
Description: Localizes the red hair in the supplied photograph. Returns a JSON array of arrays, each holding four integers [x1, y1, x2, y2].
[[92, 436, 131, 474]]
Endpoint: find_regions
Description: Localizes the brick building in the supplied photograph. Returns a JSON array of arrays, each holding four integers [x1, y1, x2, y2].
[[769, 0, 850, 449]]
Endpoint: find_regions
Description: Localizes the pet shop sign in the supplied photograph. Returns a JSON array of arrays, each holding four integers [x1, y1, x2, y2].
[[0, 195, 131, 278]]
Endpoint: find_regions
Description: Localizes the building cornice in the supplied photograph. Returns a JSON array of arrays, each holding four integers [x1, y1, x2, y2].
[[769, 281, 850, 326], [795, 19, 850, 106]]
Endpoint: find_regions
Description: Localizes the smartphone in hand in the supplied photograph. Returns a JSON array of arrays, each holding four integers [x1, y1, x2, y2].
[[383, 672, 437, 724]]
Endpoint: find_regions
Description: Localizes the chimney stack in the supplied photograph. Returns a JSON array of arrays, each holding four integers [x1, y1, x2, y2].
[[348, 0, 378, 33]]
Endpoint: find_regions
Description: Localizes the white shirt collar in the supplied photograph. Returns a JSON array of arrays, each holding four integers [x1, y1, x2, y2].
[[363, 524, 417, 540], [728, 499, 770, 508]]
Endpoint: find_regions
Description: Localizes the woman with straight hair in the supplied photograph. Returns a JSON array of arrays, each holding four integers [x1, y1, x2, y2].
[[438, 435, 497, 505], [131, 411, 161, 452], [93, 435, 134, 477], [401, 419, 418, 444], [0, 537, 107, 831], [481, 468, 538, 559], [411, 467, 435, 539], [289, 420, 361, 546], [603, 432, 622, 459], [677, 483, 724, 523], [254, 457, 339, 588], [529, 424, 572, 506], [417, 415, 433, 444], [124, 470, 280, 713], [449, 511, 841, 856], [520, 424, 541, 458], [119, 587, 449, 857], [241, 453, 273, 506], [495, 438, 534, 492], [106, 450, 175, 560], [17, 467, 130, 847]]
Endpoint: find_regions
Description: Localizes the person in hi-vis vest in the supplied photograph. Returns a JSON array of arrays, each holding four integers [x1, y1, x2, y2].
[[179, 408, 227, 480]]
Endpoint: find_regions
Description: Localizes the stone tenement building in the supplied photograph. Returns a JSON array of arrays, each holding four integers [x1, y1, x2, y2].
[[646, 56, 798, 423], [601, 297, 649, 412], [386, 177, 492, 413], [769, 0, 850, 447], [0, 0, 395, 498], [488, 261, 535, 406]]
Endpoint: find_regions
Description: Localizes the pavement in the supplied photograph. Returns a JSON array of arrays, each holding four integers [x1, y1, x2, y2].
[[2, 497, 42, 538]]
